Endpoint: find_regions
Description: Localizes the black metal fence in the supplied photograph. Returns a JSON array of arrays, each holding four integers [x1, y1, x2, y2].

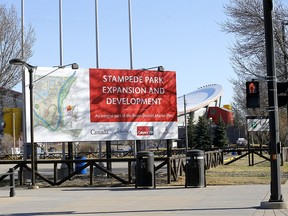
[[1, 147, 286, 187]]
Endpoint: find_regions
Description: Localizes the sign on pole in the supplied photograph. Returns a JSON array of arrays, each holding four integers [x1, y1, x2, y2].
[[247, 116, 269, 132]]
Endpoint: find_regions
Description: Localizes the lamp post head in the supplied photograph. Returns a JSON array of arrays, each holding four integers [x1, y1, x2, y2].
[[9, 58, 35, 71], [57, 62, 79, 70], [157, 66, 164, 72], [9, 58, 26, 66], [71, 63, 79, 70], [141, 66, 165, 72]]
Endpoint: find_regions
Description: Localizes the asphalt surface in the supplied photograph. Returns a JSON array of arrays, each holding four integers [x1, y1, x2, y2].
[[0, 183, 288, 215]]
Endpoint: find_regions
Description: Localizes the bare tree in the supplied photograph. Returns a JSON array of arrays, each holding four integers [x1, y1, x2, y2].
[[222, 0, 288, 145], [0, 4, 35, 102]]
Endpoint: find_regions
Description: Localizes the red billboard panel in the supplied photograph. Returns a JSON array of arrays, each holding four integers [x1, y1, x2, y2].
[[89, 69, 177, 122]]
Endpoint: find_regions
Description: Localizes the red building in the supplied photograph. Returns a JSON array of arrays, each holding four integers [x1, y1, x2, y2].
[[207, 106, 233, 125]]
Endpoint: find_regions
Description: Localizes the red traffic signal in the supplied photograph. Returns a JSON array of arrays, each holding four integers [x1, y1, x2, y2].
[[246, 81, 260, 108]]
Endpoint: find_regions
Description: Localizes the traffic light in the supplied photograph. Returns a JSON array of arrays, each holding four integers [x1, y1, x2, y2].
[[277, 82, 288, 107], [246, 81, 260, 108]]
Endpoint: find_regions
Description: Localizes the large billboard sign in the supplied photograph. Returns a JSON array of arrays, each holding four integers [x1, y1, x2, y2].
[[25, 67, 178, 142]]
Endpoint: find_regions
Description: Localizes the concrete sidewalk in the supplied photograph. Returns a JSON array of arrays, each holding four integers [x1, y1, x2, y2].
[[0, 184, 288, 216]]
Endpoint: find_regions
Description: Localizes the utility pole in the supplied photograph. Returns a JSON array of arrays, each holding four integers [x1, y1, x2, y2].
[[261, 0, 287, 209]]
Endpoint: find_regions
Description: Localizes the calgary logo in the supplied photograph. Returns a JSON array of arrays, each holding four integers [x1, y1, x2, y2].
[[137, 126, 154, 136]]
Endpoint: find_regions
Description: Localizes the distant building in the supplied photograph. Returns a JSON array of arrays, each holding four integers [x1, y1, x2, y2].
[[207, 106, 234, 125], [0, 87, 22, 109], [0, 88, 23, 141], [176, 83, 236, 148], [177, 84, 223, 126]]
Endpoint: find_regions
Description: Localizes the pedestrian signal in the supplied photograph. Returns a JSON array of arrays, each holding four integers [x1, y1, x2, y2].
[[277, 82, 288, 107], [246, 81, 260, 108]]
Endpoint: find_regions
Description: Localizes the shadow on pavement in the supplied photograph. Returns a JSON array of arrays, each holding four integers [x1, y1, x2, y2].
[[1, 206, 259, 216]]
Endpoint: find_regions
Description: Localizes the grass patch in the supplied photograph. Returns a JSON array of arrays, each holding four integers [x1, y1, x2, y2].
[[166, 154, 288, 186], [206, 154, 288, 185]]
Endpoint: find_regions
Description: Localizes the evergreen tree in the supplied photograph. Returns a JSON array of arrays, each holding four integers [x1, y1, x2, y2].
[[194, 116, 212, 150], [187, 112, 196, 149], [213, 118, 229, 148]]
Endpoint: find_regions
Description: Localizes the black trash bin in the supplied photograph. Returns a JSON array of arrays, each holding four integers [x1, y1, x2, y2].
[[135, 151, 155, 188], [185, 150, 205, 188]]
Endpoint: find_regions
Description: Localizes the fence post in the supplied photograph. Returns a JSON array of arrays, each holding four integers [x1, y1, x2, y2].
[[221, 150, 224, 164], [9, 168, 15, 197]]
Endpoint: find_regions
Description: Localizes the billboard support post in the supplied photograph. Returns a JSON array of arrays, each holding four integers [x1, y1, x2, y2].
[[106, 141, 112, 177]]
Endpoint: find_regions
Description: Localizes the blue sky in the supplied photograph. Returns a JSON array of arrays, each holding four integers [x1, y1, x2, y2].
[[2, 0, 235, 105]]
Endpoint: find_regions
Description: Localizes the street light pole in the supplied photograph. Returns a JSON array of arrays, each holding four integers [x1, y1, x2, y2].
[[184, 95, 188, 151], [9, 58, 38, 189], [27, 66, 37, 188]]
